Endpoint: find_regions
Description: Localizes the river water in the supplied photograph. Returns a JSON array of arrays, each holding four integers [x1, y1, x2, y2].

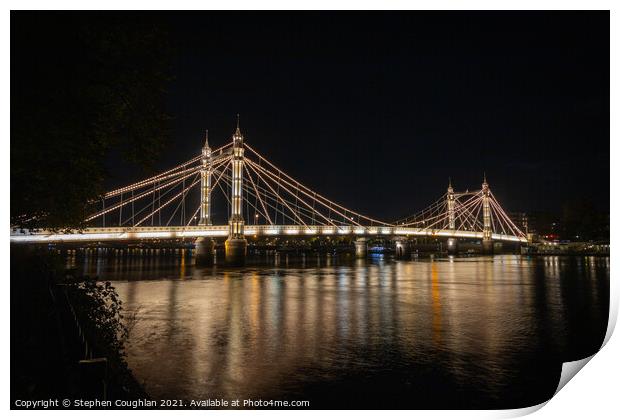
[[75, 253, 609, 409]]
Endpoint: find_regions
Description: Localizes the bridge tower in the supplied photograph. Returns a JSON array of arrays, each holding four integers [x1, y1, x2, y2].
[[199, 130, 212, 226], [195, 130, 215, 264], [481, 174, 494, 254], [225, 115, 248, 264], [446, 179, 458, 254], [447, 178, 455, 230]]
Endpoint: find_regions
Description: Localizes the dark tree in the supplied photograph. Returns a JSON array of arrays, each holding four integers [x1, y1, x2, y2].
[[11, 12, 172, 230]]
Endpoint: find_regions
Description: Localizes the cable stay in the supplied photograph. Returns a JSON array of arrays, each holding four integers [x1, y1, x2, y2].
[[81, 139, 526, 242]]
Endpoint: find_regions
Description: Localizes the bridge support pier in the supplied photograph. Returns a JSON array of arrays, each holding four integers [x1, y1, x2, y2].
[[354, 237, 367, 258], [482, 239, 494, 255], [447, 237, 458, 255], [225, 238, 248, 265], [395, 238, 411, 260], [195, 237, 216, 265]]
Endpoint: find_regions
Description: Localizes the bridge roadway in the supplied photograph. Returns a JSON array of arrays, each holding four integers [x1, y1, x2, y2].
[[10, 225, 527, 244]]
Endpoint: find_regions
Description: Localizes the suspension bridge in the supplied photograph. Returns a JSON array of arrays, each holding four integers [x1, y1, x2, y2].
[[10, 118, 527, 262]]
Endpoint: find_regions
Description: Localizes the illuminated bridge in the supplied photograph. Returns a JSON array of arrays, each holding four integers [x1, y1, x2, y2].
[[10, 118, 527, 262]]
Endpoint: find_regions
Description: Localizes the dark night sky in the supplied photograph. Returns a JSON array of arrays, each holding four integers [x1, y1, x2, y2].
[[92, 12, 612, 220]]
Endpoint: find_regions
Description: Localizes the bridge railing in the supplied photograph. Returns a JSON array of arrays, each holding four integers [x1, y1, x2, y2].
[[10, 225, 527, 243]]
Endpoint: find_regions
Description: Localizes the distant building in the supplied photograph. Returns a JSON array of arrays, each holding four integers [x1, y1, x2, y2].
[[508, 211, 532, 235]]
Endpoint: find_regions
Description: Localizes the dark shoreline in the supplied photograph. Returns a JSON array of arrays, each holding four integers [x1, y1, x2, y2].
[[10, 245, 148, 408]]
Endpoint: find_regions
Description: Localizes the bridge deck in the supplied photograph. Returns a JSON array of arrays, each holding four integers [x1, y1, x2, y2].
[[10, 225, 527, 243]]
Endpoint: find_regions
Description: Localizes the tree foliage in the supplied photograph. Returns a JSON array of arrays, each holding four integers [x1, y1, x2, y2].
[[11, 13, 172, 229], [65, 278, 128, 365]]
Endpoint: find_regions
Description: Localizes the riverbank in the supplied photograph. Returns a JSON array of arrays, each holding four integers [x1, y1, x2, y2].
[[11, 245, 148, 407], [521, 242, 609, 257]]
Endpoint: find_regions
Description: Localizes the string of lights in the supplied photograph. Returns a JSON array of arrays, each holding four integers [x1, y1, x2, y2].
[[245, 143, 392, 226], [77, 139, 526, 242]]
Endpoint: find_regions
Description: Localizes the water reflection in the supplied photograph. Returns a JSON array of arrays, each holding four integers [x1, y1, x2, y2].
[[75, 254, 609, 409]]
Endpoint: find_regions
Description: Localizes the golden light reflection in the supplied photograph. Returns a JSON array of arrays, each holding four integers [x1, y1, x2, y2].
[[431, 261, 442, 346], [179, 249, 186, 279], [249, 272, 261, 341], [102, 254, 609, 406]]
